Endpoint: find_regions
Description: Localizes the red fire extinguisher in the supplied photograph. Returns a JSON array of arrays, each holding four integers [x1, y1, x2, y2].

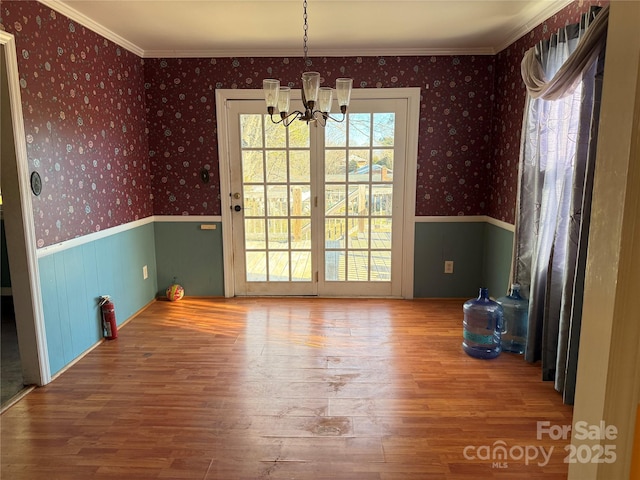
[[99, 295, 118, 340]]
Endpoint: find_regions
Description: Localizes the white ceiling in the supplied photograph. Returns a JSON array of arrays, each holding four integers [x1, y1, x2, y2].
[[42, 0, 573, 58]]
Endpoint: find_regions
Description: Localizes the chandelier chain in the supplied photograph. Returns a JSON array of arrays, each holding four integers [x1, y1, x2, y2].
[[262, 0, 351, 127], [303, 0, 309, 67]]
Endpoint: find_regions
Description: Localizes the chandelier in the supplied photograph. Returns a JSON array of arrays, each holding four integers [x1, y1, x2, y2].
[[262, 0, 353, 127]]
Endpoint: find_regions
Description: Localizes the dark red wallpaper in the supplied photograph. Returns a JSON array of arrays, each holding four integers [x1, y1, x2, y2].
[[1, 1, 152, 248], [488, 0, 608, 223], [2, 0, 606, 246], [145, 55, 496, 216]]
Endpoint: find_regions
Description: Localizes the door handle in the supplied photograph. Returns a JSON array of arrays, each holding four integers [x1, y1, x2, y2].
[[234, 205, 242, 212]]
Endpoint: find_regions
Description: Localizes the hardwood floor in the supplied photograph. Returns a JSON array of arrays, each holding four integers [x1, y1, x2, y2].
[[0, 298, 573, 479]]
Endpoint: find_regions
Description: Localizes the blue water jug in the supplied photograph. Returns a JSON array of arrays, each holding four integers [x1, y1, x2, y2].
[[462, 287, 503, 359], [496, 283, 529, 354]]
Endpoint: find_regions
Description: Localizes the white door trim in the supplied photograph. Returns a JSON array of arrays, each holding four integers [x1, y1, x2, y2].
[[1, 31, 51, 385], [400, 88, 419, 299], [216, 87, 420, 298]]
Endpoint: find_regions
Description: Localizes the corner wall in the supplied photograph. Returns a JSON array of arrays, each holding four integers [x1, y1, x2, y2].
[[38, 221, 158, 375], [154, 219, 224, 297], [482, 221, 514, 298], [413, 217, 513, 299]]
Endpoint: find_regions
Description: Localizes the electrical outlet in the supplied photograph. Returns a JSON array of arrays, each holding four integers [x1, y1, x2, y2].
[[444, 261, 454, 274], [143, 265, 148, 280]]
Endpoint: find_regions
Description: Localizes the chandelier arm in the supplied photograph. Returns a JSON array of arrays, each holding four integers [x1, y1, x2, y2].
[[283, 111, 304, 127], [312, 111, 327, 127], [268, 110, 304, 126], [317, 111, 348, 123]]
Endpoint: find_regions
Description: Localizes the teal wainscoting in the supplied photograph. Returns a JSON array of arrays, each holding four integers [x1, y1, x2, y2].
[[413, 220, 514, 299], [154, 222, 224, 297], [38, 222, 158, 376]]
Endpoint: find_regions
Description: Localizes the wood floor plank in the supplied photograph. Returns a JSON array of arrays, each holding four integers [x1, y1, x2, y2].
[[1, 298, 573, 479]]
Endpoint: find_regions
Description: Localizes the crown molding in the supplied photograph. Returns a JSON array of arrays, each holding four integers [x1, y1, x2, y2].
[[38, 0, 145, 57], [142, 46, 495, 59], [493, 0, 574, 54], [38, 0, 569, 59], [37, 0, 495, 59]]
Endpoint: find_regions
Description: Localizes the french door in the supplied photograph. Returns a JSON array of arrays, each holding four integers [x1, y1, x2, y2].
[[228, 100, 316, 295], [221, 89, 418, 297]]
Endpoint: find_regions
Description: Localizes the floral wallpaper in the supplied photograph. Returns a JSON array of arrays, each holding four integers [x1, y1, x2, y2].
[[144, 0, 607, 221], [1, 0, 606, 246], [489, 0, 608, 223], [1, 1, 152, 248], [145, 55, 495, 217]]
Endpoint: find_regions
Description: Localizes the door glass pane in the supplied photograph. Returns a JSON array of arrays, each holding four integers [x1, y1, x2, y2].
[[267, 219, 289, 249], [291, 218, 311, 249], [240, 114, 263, 148], [348, 219, 370, 249], [325, 250, 345, 281], [269, 251, 289, 281], [242, 150, 264, 183], [265, 118, 286, 148], [325, 185, 347, 215], [372, 149, 394, 182], [373, 113, 395, 146], [266, 151, 287, 182], [372, 218, 392, 249], [325, 120, 346, 147], [243, 185, 265, 216], [347, 251, 369, 280], [348, 150, 371, 182], [292, 165, 311, 250], [290, 151, 310, 183], [348, 185, 369, 216], [325, 218, 346, 248], [348, 114, 371, 147], [371, 251, 391, 281], [246, 251, 267, 281], [244, 219, 266, 249], [288, 120, 310, 148], [291, 251, 312, 281], [267, 185, 288, 216], [325, 150, 346, 182], [371, 185, 392, 215], [290, 185, 311, 217]]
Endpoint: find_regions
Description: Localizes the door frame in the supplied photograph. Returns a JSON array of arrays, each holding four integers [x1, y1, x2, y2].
[[1, 31, 50, 386], [216, 87, 419, 298]]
